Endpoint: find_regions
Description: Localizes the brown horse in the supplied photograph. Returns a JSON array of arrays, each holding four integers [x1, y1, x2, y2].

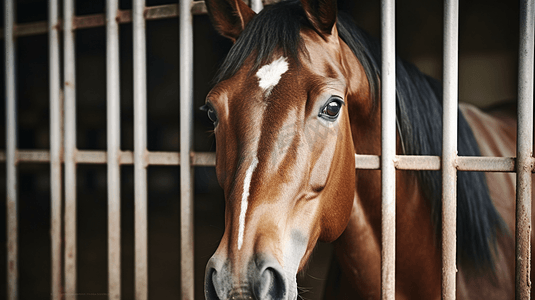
[[202, 0, 522, 299]]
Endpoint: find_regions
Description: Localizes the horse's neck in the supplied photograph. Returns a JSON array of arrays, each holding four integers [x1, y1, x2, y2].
[[333, 107, 442, 298], [331, 168, 442, 299]]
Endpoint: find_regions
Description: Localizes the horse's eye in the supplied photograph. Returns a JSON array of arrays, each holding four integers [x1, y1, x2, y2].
[[201, 104, 218, 125], [320, 97, 344, 121], [207, 108, 217, 123]]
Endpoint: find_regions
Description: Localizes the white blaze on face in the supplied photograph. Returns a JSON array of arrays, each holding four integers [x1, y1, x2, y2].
[[238, 157, 259, 250], [256, 56, 289, 93], [283, 231, 309, 299]]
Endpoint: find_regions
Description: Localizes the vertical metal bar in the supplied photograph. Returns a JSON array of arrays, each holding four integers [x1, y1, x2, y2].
[[5, 0, 18, 299], [106, 0, 121, 298], [64, 0, 78, 299], [380, 0, 396, 299], [180, 0, 194, 299], [49, 0, 63, 299], [442, 0, 459, 299], [133, 0, 148, 299], [516, 0, 534, 298], [250, 0, 263, 14]]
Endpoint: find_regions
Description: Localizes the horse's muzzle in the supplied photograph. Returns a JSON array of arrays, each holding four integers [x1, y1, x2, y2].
[[205, 254, 290, 300]]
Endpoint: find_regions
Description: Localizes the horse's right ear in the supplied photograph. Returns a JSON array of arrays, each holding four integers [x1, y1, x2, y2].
[[300, 0, 337, 37], [205, 0, 256, 42]]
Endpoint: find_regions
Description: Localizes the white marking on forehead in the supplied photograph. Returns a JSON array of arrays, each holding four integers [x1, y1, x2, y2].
[[256, 56, 289, 92], [238, 156, 259, 250]]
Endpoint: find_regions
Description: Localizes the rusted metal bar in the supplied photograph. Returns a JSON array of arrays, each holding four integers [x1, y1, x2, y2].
[[191, 1, 207, 15], [180, 0, 195, 298], [395, 155, 441, 171], [64, 0, 77, 298], [5, 0, 18, 299], [0, 1, 282, 39], [144, 4, 178, 20], [516, 0, 534, 298], [49, 0, 63, 298], [192, 152, 216, 167], [0, 4, 182, 39], [442, 0, 459, 298], [456, 156, 516, 172], [354, 154, 381, 170], [134, 0, 149, 298], [148, 152, 179, 165], [0, 150, 525, 173], [0, 150, 179, 165], [106, 0, 121, 298], [380, 0, 396, 299], [14, 21, 49, 37], [17, 150, 51, 162]]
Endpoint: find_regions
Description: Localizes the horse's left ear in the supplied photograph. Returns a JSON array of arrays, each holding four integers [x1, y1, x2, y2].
[[205, 0, 256, 42], [300, 0, 337, 36]]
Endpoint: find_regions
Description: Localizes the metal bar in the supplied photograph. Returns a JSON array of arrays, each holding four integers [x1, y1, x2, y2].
[[64, 0, 77, 298], [380, 0, 396, 299], [516, 0, 534, 298], [16, 150, 50, 163], [0, 0, 247, 40], [250, 0, 264, 13], [0, 0, 291, 40], [354, 154, 381, 170], [395, 155, 440, 171], [191, 2, 207, 15], [0, 150, 179, 165], [180, 0, 195, 298], [0, 4, 183, 39], [144, 4, 178, 20], [106, 0, 121, 298], [5, 0, 18, 299], [442, 0, 459, 298], [456, 156, 516, 172], [0, 150, 525, 172], [133, 0, 148, 298], [192, 152, 216, 167], [49, 0, 63, 298], [14, 21, 49, 37]]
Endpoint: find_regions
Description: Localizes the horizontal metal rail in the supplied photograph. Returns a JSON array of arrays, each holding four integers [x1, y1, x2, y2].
[[0, 1, 282, 39], [0, 150, 183, 165], [0, 151, 523, 172]]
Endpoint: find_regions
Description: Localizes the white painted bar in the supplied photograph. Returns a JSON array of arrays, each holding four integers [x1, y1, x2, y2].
[[133, 0, 149, 299], [106, 0, 121, 298], [64, 0, 77, 298], [180, 0, 195, 298], [250, 0, 264, 13], [5, 0, 18, 299], [49, 0, 63, 299], [441, 0, 459, 299], [515, 0, 534, 298], [380, 0, 396, 299]]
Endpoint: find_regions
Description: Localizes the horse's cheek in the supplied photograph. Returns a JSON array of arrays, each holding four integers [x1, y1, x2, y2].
[[318, 144, 356, 242]]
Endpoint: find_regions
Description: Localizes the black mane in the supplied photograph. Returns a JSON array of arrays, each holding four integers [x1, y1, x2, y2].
[[215, 0, 505, 272]]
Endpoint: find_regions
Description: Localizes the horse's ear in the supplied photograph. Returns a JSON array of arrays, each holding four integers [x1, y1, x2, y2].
[[205, 0, 256, 42], [300, 0, 337, 36]]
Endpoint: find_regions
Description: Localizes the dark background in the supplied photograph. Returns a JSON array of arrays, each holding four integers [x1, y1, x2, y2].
[[0, 0, 520, 299]]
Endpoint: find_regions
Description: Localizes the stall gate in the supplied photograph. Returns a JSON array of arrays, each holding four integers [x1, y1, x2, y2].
[[1, 0, 534, 299]]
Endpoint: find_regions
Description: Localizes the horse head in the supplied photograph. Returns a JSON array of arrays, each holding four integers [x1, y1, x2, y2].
[[203, 0, 374, 299]]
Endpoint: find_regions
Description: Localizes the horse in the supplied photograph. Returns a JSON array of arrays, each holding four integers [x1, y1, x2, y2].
[[201, 0, 523, 299]]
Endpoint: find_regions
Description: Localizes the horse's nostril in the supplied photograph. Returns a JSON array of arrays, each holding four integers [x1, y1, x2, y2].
[[254, 266, 287, 300], [205, 266, 221, 300]]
